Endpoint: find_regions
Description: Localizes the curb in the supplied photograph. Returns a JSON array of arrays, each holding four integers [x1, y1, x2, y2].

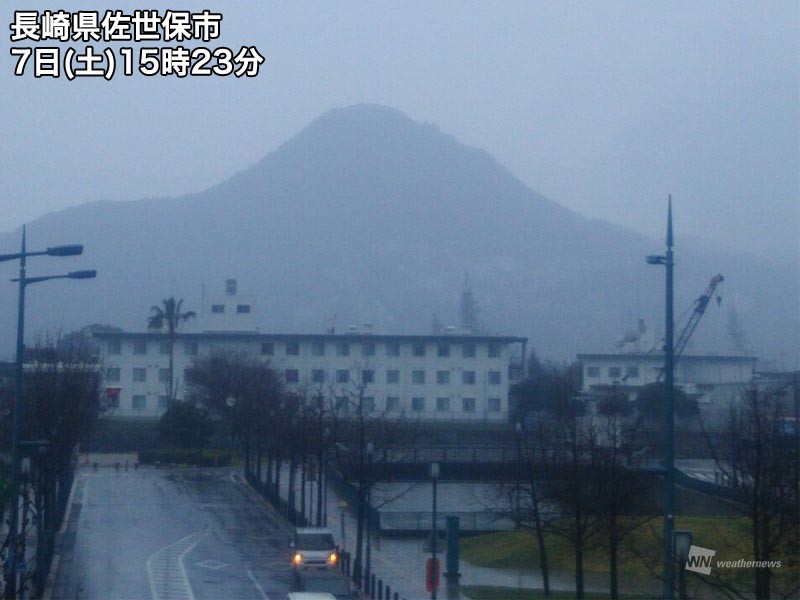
[[41, 470, 80, 600]]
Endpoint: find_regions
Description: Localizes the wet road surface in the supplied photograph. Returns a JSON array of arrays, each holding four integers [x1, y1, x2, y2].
[[52, 468, 294, 600]]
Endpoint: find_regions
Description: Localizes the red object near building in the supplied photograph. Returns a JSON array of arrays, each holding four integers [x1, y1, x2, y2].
[[105, 386, 121, 408], [426, 557, 440, 593]]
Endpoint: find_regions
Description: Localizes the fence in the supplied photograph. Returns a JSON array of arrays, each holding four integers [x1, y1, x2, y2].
[[378, 510, 515, 533], [0, 458, 75, 598], [386, 445, 520, 464]]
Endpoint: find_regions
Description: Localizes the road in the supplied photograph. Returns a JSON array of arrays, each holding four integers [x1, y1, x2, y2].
[[52, 467, 295, 600]]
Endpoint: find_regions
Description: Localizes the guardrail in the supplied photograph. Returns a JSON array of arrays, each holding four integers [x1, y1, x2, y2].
[[385, 446, 521, 464], [379, 510, 515, 533]]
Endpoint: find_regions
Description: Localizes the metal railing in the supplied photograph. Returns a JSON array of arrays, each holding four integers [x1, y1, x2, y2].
[[378, 510, 515, 532]]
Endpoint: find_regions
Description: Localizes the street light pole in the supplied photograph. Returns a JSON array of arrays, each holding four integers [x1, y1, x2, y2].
[[364, 442, 374, 592], [1, 227, 92, 599], [647, 196, 676, 599], [430, 461, 440, 600], [7, 229, 27, 599]]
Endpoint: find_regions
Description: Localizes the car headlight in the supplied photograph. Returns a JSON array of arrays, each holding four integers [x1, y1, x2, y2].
[[293, 552, 303, 565], [328, 552, 338, 564]]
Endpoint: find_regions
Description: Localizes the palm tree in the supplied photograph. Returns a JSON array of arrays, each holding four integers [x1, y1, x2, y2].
[[147, 298, 196, 403]]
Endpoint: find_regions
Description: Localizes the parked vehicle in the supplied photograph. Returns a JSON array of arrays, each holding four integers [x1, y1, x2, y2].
[[293, 570, 362, 600], [285, 593, 337, 600]]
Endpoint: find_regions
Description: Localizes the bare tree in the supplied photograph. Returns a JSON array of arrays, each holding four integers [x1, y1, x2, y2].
[[0, 333, 106, 597], [594, 391, 653, 600], [705, 384, 800, 600], [326, 360, 416, 588]]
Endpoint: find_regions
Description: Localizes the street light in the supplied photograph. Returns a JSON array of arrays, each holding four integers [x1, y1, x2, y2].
[[647, 197, 676, 599], [673, 530, 693, 600], [3, 227, 95, 599], [429, 461, 441, 600]]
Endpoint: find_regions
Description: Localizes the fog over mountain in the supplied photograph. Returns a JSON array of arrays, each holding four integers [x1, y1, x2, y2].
[[0, 105, 797, 364]]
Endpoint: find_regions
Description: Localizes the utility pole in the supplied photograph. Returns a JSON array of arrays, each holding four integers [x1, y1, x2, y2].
[[647, 196, 675, 599]]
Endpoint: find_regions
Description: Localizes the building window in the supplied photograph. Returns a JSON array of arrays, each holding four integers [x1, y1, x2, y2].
[[462, 343, 476, 358], [261, 341, 274, 356], [211, 304, 225, 313], [488, 370, 501, 385], [412, 370, 425, 384], [608, 366, 622, 379], [436, 397, 450, 412], [159, 368, 170, 383], [108, 340, 121, 355], [158, 395, 169, 410], [462, 397, 476, 413], [462, 371, 476, 385], [386, 342, 400, 357], [133, 368, 147, 382], [362, 370, 374, 384], [386, 397, 400, 412], [311, 341, 325, 356], [488, 343, 501, 358], [133, 340, 147, 355], [437, 343, 450, 357], [184, 340, 198, 355], [412, 343, 426, 357], [335, 396, 349, 413], [412, 397, 425, 412], [362, 342, 375, 357], [488, 398, 501, 412], [312, 369, 325, 384], [237, 304, 251, 314], [132, 395, 146, 411], [285, 369, 299, 383], [106, 367, 120, 383], [436, 370, 450, 385], [626, 366, 640, 378], [286, 341, 299, 356], [336, 370, 350, 384], [159, 341, 170, 355], [336, 342, 350, 357], [587, 366, 600, 378], [386, 369, 400, 384], [363, 397, 375, 412]]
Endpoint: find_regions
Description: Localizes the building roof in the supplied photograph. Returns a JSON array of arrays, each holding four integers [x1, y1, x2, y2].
[[93, 330, 527, 344], [577, 352, 756, 362]]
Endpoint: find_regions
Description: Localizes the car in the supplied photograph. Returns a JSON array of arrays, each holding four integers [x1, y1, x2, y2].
[[291, 527, 338, 571], [285, 593, 337, 600], [293, 570, 362, 600]]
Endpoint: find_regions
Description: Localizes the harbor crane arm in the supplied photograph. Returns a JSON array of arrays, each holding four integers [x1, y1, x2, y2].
[[656, 273, 724, 382]]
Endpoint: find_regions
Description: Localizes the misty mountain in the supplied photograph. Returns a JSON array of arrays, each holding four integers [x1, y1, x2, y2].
[[0, 104, 796, 364]]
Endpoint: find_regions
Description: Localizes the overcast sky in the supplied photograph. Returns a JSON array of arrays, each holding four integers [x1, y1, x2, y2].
[[2, 1, 798, 261]]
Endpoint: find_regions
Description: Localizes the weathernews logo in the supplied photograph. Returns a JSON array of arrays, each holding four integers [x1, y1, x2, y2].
[[685, 545, 782, 575], [685, 545, 716, 575]]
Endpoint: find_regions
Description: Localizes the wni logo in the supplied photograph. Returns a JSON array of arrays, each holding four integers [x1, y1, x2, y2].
[[686, 545, 716, 575]]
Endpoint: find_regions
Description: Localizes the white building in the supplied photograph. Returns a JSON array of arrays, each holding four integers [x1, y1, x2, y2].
[[96, 330, 526, 421], [577, 352, 757, 392]]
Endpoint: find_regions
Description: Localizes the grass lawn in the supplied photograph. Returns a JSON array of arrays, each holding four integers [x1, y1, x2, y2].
[[461, 515, 798, 592], [460, 586, 659, 600]]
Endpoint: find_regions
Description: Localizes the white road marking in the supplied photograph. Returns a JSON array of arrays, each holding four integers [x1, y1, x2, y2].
[[246, 569, 271, 600], [146, 529, 208, 600]]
